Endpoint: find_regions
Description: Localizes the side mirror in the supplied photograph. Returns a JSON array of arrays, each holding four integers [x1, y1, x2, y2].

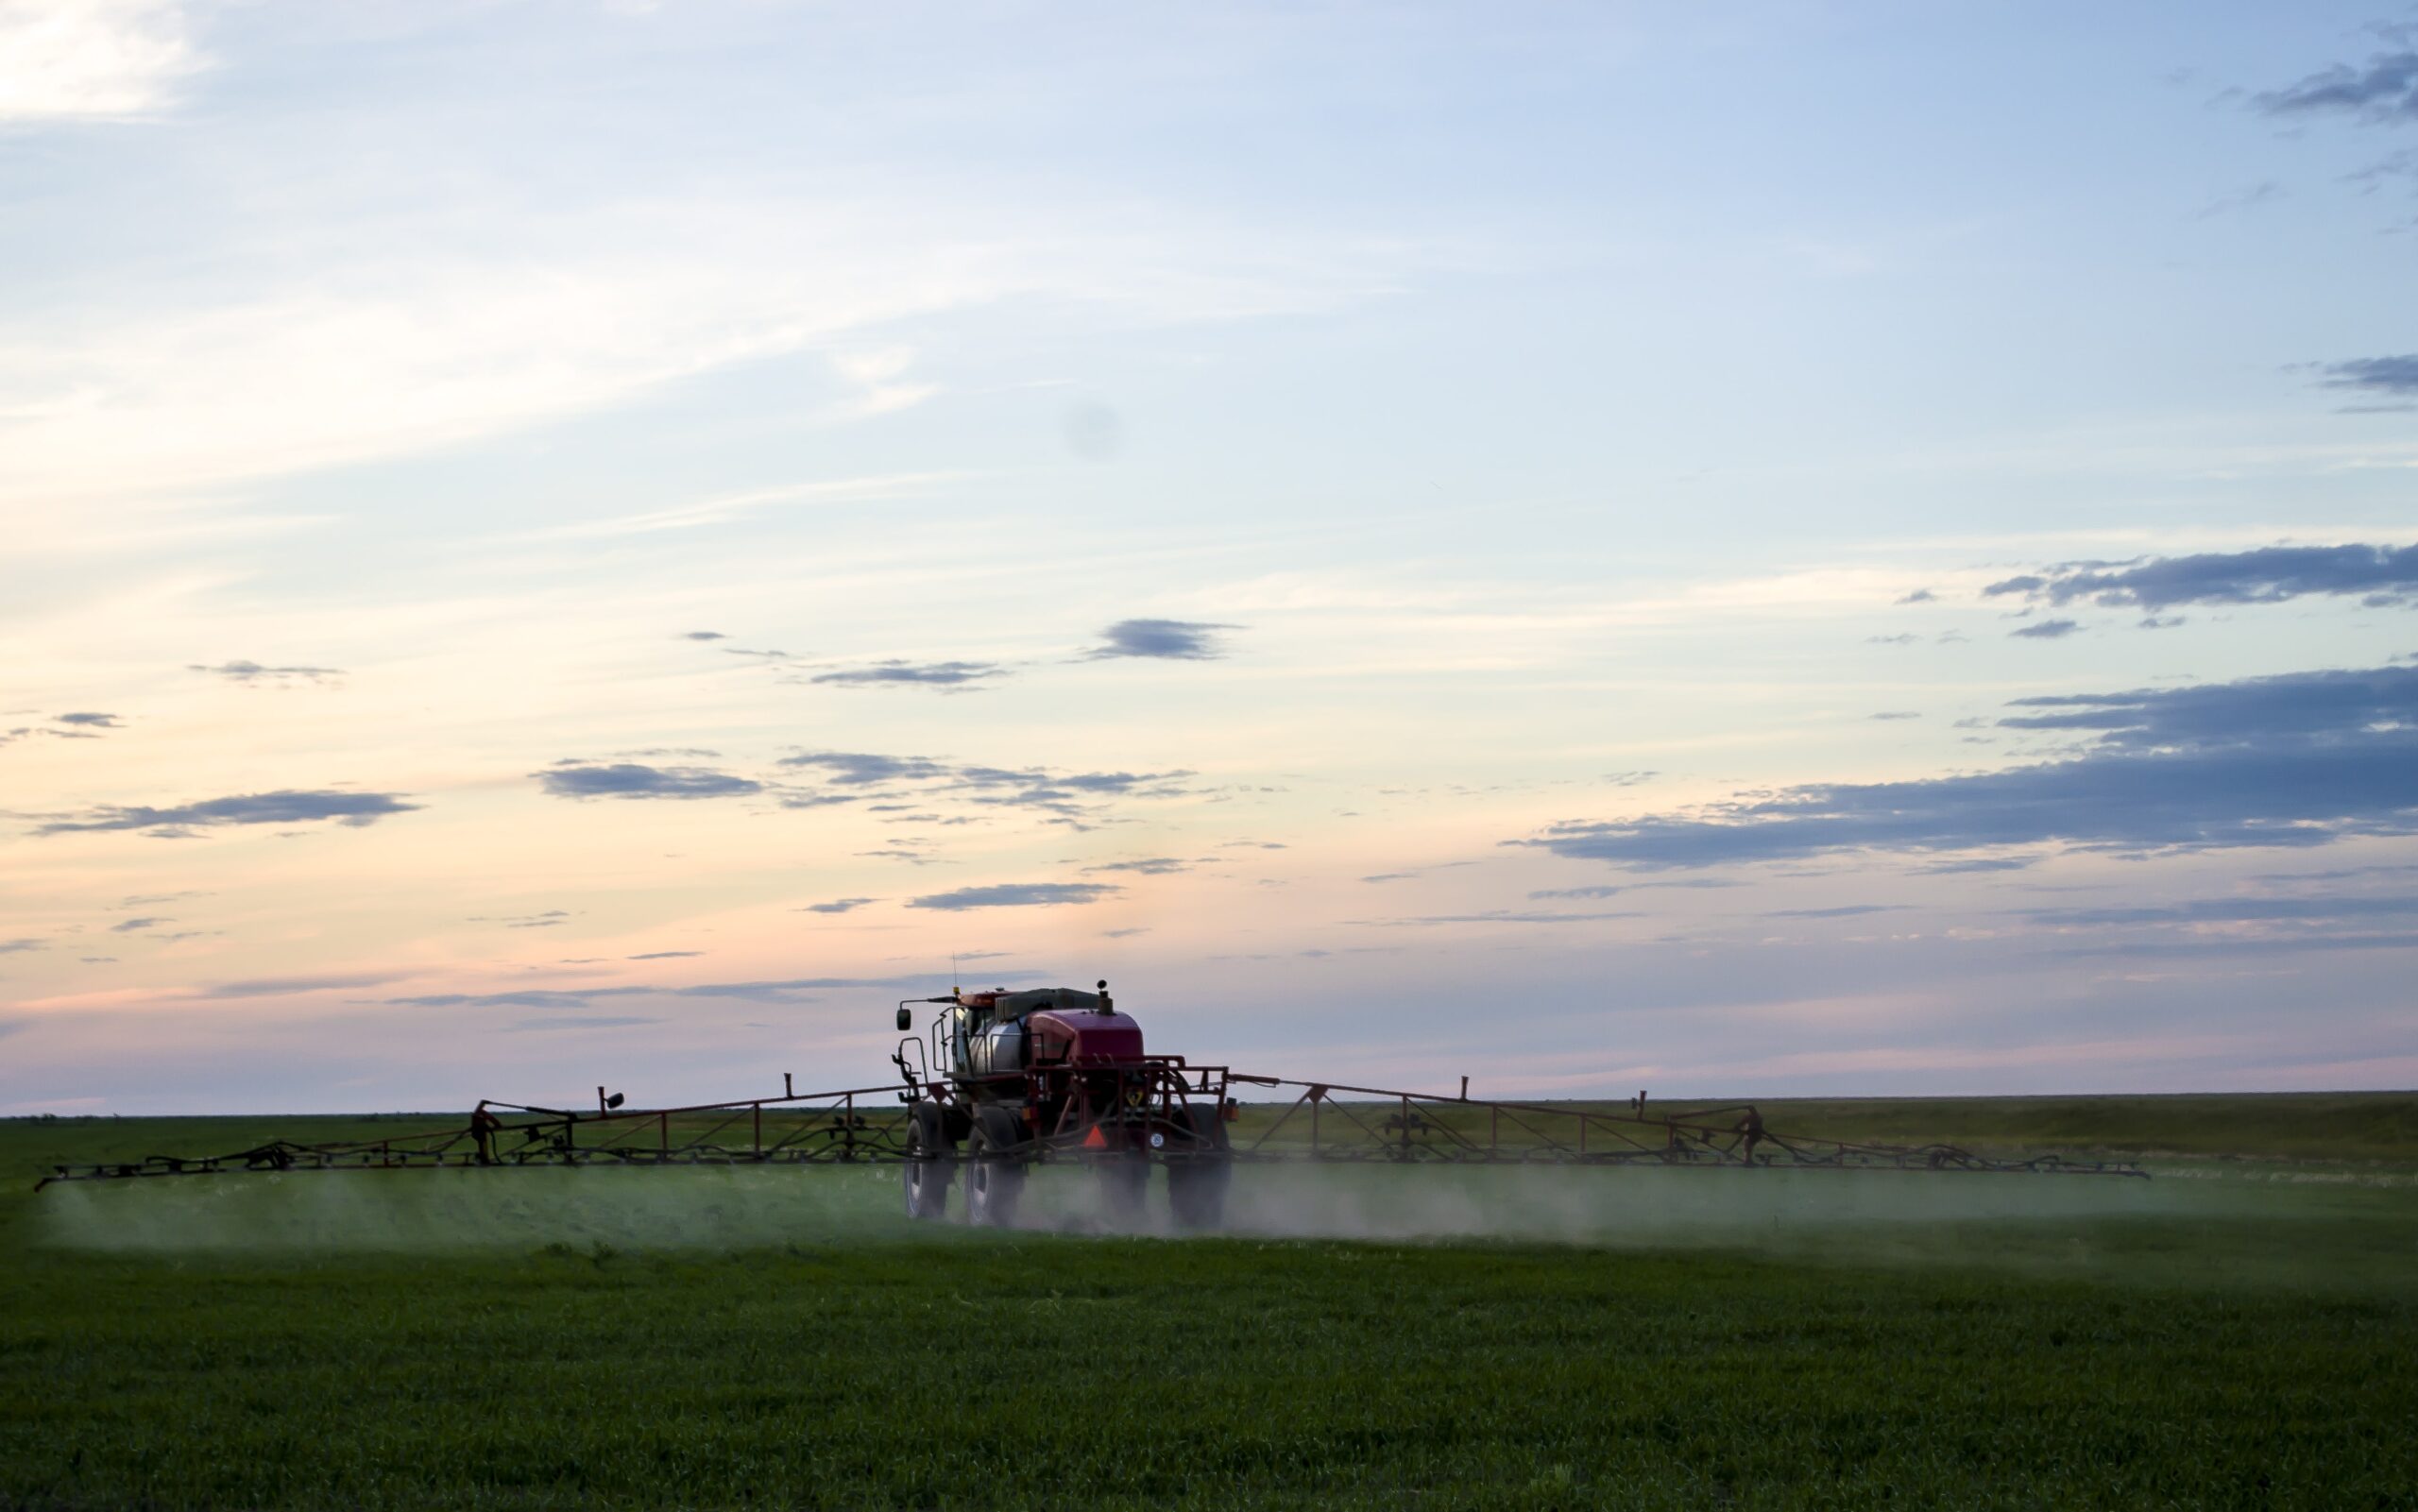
[[895, 1007, 912, 1031]]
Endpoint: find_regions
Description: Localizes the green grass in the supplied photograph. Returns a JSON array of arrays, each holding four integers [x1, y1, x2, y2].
[[1714, 1091, 2418, 1164], [5, 1099, 2417, 1510], [1240, 1090, 2418, 1165]]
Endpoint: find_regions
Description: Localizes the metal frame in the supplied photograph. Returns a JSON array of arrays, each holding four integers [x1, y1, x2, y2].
[[32, 1063, 2142, 1187], [1222, 1079, 2140, 1174]]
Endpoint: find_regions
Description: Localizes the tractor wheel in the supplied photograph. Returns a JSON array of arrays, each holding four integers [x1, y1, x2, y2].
[[963, 1109, 1028, 1229], [902, 1101, 955, 1220], [1166, 1106, 1233, 1232], [1098, 1158, 1149, 1227]]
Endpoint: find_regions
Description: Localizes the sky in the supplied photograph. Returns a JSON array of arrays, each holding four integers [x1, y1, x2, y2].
[[3, 0, 2416, 1113]]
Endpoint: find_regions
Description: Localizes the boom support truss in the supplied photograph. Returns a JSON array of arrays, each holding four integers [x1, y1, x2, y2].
[[32, 1067, 2143, 1187]]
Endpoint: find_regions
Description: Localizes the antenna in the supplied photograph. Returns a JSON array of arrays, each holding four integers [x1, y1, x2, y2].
[[950, 950, 959, 996]]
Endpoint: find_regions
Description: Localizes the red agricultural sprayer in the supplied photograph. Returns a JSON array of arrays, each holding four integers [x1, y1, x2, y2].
[[32, 979, 2144, 1220]]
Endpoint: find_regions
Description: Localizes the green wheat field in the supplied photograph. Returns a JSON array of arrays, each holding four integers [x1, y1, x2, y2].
[[4, 1094, 2415, 1509]]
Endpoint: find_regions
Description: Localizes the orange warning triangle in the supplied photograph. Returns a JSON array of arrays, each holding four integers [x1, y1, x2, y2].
[[1081, 1127, 1107, 1149]]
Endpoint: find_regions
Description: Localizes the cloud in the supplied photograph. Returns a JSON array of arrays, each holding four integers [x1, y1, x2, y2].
[[820, 346, 938, 421], [200, 972, 408, 998], [1994, 665, 2413, 747], [0, 0, 199, 122], [953, 766, 1194, 820], [906, 882, 1122, 910], [2009, 619, 2080, 640], [809, 659, 1008, 690], [1894, 589, 1936, 604], [34, 789, 419, 837], [6, 172, 1395, 540], [2022, 895, 2418, 928], [776, 791, 861, 809], [628, 950, 702, 960], [1763, 905, 1906, 919], [1015, 769, 1187, 794], [536, 762, 762, 800], [1081, 858, 1190, 875], [778, 751, 951, 786], [464, 909, 572, 930], [1356, 909, 1642, 926], [2318, 357, 2418, 399], [798, 897, 879, 914], [2052, 930, 2418, 960], [503, 1017, 662, 1032], [1913, 856, 2035, 875], [4, 715, 134, 747], [0, 939, 43, 954], [386, 973, 996, 1012], [1869, 711, 1920, 722], [668, 978, 838, 1000], [770, 750, 1192, 824], [188, 660, 343, 684], [1866, 633, 1919, 646], [2249, 861, 2418, 884], [1514, 663, 2418, 871], [681, 630, 728, 641], [518, 474, 963, 546], [1984, 542, 2418, 611], [391, 990, 631, 1011], [1082, 619, 1239, 660], [2255, 51, 2418, 120], [109, 917, 164, 933]]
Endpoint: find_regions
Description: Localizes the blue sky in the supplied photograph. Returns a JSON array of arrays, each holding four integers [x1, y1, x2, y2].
[[2, 1, 2415, 1113]]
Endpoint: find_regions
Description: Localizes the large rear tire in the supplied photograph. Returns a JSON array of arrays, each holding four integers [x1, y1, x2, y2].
[[1166, 1105, 1233, 1232], [963, 1109, 1028, 1229], [903, 1102, 954, 1220]]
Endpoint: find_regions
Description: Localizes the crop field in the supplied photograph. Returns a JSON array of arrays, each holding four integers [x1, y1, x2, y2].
[[4, 1095, 2416, 1510]]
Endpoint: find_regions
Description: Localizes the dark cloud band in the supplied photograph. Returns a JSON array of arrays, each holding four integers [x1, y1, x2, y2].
[[1516, 664, 2418, 871], [2319, 357, 2418, 399], [2256, 51, 2418, 119], [1985, 543, 2418, 611], [536, 762, 763, 800], [35, 790, 419, 837], [809, 660, 1007, 689], [188, 660, 344, 683], [1083, 619, 1238, 660], [906, 882, 1121, 910]]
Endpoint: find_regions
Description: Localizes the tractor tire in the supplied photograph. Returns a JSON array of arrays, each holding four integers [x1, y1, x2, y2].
[[902, 1101, 955, 1221], [1166, 1105, 1233, 1232], [963, 1108, 1028, 1229]]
